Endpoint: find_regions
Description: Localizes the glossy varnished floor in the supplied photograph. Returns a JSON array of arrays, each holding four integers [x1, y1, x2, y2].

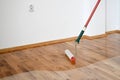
[[0, 33, 120, 80]]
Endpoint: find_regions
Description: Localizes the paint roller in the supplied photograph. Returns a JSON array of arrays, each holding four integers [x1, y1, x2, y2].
[[65, 0, 101, 64]]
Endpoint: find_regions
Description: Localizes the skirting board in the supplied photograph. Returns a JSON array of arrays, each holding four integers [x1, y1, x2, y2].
[[0, 30, 120, 54]]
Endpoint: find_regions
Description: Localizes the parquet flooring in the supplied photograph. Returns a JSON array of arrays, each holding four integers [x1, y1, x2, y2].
[[0, 33, 120, 80], [0, 56, 120, 80]]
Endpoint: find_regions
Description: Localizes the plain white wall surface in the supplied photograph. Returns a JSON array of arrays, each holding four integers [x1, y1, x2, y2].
[[106, 0, 120, 31], [0, 0, 82, 49], [0, 0, 108, 49]]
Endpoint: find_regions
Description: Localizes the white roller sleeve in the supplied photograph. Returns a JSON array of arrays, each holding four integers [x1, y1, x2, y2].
[[65, 49, 74, 60]]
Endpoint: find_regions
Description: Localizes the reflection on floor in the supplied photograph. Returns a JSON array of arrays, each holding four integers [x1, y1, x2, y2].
[[0, 33, 120, 80], [0, 56, 120, 80]]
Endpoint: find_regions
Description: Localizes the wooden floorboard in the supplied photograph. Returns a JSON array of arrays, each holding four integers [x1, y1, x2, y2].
[[0, 56, 120, 80], [0, 33, 120, 79]]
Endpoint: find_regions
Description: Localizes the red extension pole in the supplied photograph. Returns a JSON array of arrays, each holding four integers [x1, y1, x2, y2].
[[75, 0, 101, 43], [65, 0, 101, 64], [85, 0, 101, 27]]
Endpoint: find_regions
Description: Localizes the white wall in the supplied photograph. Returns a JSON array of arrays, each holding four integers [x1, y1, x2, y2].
[[0, 0, 105, 49], [106, 0, 120, 31]]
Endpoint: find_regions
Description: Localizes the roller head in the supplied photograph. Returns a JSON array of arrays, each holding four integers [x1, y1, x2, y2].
[[65, 49, 76, 64]]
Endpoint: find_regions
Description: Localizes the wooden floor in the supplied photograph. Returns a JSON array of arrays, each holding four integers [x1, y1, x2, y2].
[[0, 33, 120, 80], [0, 56, 120, 80]]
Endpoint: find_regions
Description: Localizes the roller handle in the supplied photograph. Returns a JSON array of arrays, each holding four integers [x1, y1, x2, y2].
[[75, 30, 84, 44], [85, 0, 101, 27], [75, 0, 101, 44]]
